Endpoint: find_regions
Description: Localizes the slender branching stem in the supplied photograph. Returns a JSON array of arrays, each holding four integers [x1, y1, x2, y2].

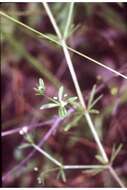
[[31, 143, 63, 168], [42, 2, 108, 163], [1, 7, 125, 187], [1, 11, 127, 80], [2, 120, 53, 137], [108, 165, 125, 188], [64, 165, 107, 170], [63, 2, 74, 39], [68, 46, 127, 80], [31, 142, 107, 171], [42, 3, 125, 187], [2, 115, 63, 181]]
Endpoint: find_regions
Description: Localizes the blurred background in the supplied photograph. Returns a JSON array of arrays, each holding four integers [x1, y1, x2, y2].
[[1, 2, 127, 187]]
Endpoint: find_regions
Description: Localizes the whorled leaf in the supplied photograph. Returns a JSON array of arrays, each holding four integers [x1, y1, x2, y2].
[[40, 103, 59, 110], [110, 144, 123, 163], [58, 106, 68, 118], [58, 86, 64, 102]]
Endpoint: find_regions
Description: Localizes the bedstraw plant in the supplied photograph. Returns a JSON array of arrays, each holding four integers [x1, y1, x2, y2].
[[1, 2, 127, 187]]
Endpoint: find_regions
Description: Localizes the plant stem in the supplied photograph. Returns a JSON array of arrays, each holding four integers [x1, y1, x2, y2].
[[2, 114, 63, 181], [68, 46, 127, 80], [108, 165, 125, 188], [1, 11, 127, 79], [64, 165, 107, 170], [2, 119, 53, 137], [42, 2, 108, 164], [31, 143, 63, 168], [63, 2, 74, 39], [42, 3, 126, 187]]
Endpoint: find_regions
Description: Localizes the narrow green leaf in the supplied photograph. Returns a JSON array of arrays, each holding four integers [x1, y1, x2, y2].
[[60, 169, 66, 182], [18, 143, 31, 149], [88, 85, 96, 109], [25, 134, 34, 144], [63, 2, 74, 39], [34, 78, 45, 95], [110, 144, 123, 163], [89, 94, 103, 110], [58, 86, 64, 101], [48, 97, 59, 104], [95, 154, 107, 164], [57, 168, 66, 182], [39, 78, 45, 89], [67, 96, 78, 103], [58, 106, 68, 118], [40, 103, 58, 110], [89, 109, 100, 114], [82, 167, 105, 176], [64, 114, 82, 131]]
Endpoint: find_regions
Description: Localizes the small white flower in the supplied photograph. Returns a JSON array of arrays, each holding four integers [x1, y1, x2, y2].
[[34, 167, 38, 171], [22, 126, 28, 133], [19, 126, 28, 135], [19, 130, 23, 135], [53, 96, 58, 100]]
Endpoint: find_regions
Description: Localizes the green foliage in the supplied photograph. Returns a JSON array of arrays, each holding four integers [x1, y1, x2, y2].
[[82, 167, 105, 176], [1, 4, 126, 187], [95, 154, 108, 165], [34, 78, 45, 95], [18, 143, 32, 149], [51, 3, 72, 37], [64, 114, 83, 131], [35, 80, 78, 118], [110, 144, 123, 163], [39, 167, 59, 185], [57, 167, 66, 182], [87, 85, 103, 114]]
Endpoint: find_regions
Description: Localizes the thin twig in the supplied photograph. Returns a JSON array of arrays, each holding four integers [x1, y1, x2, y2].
[[2, 109, 74, 182], [42, 3, 125, 187], [63, 2, 74, 39], [108, 165, 125, 188], [42, 2, 108, 163], [64, 165, 107, 170], [1, 8, 125, 187], [0, 11, 127, 80], [31, 143, 63, 167], [2, 119, 53, 137], [2, 116, 62, 181], [29, 143, 108, 170]]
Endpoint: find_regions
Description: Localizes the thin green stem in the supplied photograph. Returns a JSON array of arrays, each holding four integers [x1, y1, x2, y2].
[[42, 3, 126, 188], [68, 46, 127, 80], [1, 11, 127, 80], [42, 2, 108, 163], [31, 142, 107, 171], [0, 11, 59, 45], [108, 165, 125, 188], [1, 9, 126, 187], [64, 165, 107, 170], [28, 142, 126, 188], [63, 2, 74, 39], [31, 143, 63, 168]]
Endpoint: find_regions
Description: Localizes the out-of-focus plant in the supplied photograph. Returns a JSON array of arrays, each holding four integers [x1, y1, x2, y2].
[[34, 78, 78, 118]]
